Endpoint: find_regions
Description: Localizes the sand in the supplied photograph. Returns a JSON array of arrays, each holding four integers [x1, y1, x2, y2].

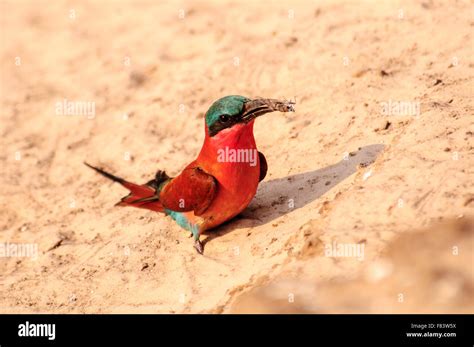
[[0, 0, 472, 313]]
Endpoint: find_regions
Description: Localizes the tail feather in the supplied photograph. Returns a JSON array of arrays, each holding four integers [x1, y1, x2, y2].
[[84, 162, 164, 212]]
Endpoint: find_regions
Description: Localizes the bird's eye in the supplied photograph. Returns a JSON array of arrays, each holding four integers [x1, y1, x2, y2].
[[219, 114, 230, 123]]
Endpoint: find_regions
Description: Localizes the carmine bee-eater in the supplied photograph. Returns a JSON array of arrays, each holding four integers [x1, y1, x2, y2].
[[86, 95, 295, 253]]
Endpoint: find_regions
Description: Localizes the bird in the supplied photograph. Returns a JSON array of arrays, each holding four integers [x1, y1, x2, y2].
[[85, 95, 295, 254]]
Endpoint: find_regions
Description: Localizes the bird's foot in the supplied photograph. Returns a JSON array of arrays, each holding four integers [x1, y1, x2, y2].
[[194, 240, 204, 254]]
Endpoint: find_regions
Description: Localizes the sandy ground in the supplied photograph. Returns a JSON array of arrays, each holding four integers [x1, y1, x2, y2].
[[0, 0, 472, 313]]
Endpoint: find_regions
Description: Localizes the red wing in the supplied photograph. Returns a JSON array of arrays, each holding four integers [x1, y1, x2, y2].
[[159, 167, 217, 215]]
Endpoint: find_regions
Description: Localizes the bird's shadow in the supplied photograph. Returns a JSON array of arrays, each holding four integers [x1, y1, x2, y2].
[[202, 144, 385, 247]]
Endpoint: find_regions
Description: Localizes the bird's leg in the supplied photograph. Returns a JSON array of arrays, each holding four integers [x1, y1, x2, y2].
[[194, 239, 203, 254], [191, 226, 203, 254]]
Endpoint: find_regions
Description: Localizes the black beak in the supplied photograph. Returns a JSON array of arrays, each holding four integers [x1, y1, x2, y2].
[[241, 98, 295, 122]]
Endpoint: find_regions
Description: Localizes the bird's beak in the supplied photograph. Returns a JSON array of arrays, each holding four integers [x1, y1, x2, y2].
[[241, 98, 295, 122]]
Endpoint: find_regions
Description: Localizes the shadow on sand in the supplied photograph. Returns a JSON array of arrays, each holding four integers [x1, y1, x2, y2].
[[202, 144, 385, 247]]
